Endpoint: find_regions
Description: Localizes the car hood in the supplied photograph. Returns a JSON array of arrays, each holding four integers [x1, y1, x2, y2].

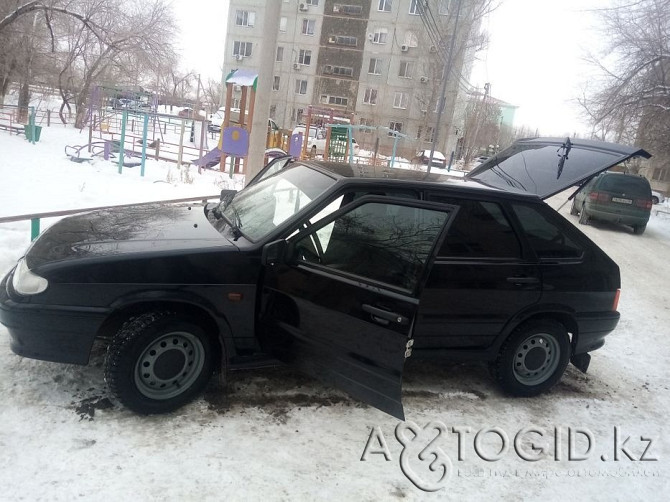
[[466, 137, 651, 199], [26, 204, 235, 269]]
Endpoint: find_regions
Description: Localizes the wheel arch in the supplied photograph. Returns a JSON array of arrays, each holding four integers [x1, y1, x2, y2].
[[493, 309, 578, 355], [97, 297, 233, 367]]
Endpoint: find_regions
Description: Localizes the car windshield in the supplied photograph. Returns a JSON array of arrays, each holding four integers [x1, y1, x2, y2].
[[221, 164, 336, 241]]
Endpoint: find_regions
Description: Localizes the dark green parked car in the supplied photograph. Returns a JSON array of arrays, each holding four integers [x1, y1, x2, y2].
[[571, 171, 652, 234]]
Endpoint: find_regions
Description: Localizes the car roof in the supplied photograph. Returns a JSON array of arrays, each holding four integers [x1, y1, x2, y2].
[[295, 160, 540, 201]]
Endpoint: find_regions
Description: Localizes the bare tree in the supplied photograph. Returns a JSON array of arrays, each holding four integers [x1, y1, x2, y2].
[[579, 0, 670, 172], [412, 0, 497, 155], [158, 66, 195, 110], [1, 0, 177, 126]]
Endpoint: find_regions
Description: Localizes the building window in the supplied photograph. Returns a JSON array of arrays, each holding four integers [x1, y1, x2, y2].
[[295, 79, 308, 95], [399, 61, 413, 78], [302, 19, 316, 35], [389, 121, 403, 136], [363, 88, 378, 105], [324, 65, 353, 77], [409, 0, 421, 15], [333, 4, 363, 15], [276, 46, 284, 62], [279, 17, 287, 32], [378, 0, 392, 12], [393, 92, 408, 109], [322, 95, 348, 106], [273, 76, 280, 91], [298, 49, 312, 65], [233, 41, 252, 58], [306, 0, 319, 4], [329, 35, 357, 46], [236, 10, 256, 27], [372, 28, 388, 44], [417, 126, 435, 142], [368, 58, 383, 75]]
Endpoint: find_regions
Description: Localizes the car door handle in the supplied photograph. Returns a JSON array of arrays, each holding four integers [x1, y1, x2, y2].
[[362, 304, 408, 325], [506, 276, 540, 285]]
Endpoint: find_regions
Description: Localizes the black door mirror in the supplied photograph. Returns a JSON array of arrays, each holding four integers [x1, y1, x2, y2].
[[219, 189, 237, 207], [262, 239, 288, 265]]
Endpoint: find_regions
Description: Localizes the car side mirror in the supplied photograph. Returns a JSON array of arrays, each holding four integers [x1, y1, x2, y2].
[[219, 189, 237, 207], [262, 239, 289, 266]]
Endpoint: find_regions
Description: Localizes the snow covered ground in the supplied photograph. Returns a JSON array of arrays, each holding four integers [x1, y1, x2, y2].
[[0, 126, 668, 500]]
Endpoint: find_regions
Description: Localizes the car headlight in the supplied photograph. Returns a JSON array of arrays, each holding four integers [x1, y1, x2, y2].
[[11, 258, 48, 295]]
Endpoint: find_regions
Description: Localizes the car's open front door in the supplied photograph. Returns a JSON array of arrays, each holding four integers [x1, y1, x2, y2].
[[259, 197, 456, 419]]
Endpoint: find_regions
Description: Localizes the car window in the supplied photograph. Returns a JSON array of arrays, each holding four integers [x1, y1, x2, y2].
[[512, 204, 583, 259], [430, 198, 521, 258], [294, 202, 450, 291], [597, 175, 650, 197], [223, 165, 335, 241]]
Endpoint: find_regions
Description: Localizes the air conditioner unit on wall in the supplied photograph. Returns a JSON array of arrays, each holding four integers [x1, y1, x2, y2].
[[430, 45, 437, 53], [328, 36, 337, 44], [401, 45, 409, 52], [420, 76, 428, 83], [299, 3, 308, 11], [367, 33, 374, 41], [324, 65, 333, 74], [235, 54, 243, 61], [293, 63, 301, 70]]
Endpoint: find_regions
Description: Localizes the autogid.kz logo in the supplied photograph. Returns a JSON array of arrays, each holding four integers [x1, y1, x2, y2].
[[360, 421, 659, 492]]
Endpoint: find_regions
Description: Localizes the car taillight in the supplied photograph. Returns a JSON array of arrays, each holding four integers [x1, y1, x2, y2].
[[635, 199, 652, 210], [612, 288, 621, 311], [589, 192, 609, 202]]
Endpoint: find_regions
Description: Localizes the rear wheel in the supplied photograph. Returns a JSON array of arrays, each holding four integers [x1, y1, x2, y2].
[[105, 312, 216, 414], [652, 196, 659, 205], [493, 320, 570, 397], [569, 198, 579, 216], [633, 223, 646, 235], [578, 204, 590, 225]]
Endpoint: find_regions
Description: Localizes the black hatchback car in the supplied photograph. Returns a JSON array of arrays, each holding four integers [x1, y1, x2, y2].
[[0, 138, 650, 418]]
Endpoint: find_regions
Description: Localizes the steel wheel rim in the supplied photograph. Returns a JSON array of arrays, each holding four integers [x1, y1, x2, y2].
[[512, 333, 560, 386], [134, 331, 205, 400]]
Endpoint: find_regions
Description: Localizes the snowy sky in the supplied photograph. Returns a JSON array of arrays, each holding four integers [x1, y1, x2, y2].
[[171, 0, 609, 135]]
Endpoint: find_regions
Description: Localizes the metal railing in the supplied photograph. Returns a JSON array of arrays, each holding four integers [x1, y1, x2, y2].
[[0, 194, 220, 241]]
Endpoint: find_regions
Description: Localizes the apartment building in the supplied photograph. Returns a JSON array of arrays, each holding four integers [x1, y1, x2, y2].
[[224, 0, 480, 158]]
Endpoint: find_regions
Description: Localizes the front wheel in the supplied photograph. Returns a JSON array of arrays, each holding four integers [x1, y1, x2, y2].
[[493, 320, 570, 397], [105, 312, 216, 414]]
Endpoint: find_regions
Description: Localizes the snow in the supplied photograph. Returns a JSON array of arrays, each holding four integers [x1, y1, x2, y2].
[[0, 126, 669, 500]]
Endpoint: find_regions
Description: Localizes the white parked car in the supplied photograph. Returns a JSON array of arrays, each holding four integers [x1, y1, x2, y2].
[[651, 190, 665, 204], [292, 125, 359, 156]]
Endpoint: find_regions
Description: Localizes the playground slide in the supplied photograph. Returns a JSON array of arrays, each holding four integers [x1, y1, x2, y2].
[[191, 146, 222, 168]]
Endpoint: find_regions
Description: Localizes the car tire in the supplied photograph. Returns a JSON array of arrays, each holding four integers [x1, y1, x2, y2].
[[493, 320, 570, 397], [652, 196, 659, 205], [633, 223, 646, 235], [578, 204, 590, 225], [570, 198, 579, 216], [105, 311, 216, 414]]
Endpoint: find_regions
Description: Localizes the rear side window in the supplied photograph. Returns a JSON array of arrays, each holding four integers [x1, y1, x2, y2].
[[512, 204, 583, 259], [597, 174, 650, 197], [432, 199, 521, 258]]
